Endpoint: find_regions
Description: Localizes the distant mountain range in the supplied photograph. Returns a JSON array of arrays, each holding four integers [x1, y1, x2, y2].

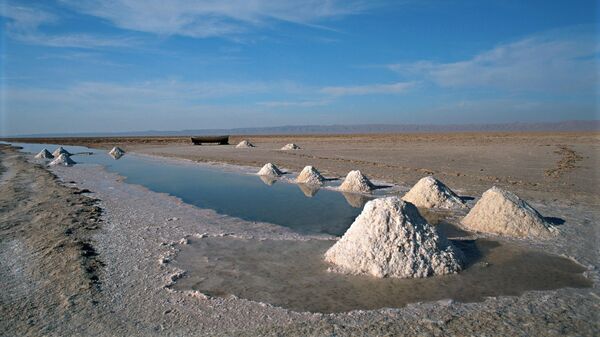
[[6, 120, 599, 138]]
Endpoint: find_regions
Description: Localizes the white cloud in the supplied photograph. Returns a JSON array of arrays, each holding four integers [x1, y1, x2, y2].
[[320, 81, 415, 96], [388, 28, 599, 93], [1, 4, 138, 48], [59, 0, 371, 38], [257, 99, 331, 107]]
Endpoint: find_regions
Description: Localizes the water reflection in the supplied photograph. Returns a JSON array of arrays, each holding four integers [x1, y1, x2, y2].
[[258, 175, 277, 186], [341, 192, 371, 208], [298, 183, 320, 197]]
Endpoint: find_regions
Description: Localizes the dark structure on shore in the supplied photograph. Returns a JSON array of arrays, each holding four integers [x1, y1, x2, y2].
[[190, 135, 229, 145]]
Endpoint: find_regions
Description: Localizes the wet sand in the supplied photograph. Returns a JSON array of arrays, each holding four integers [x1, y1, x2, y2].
[[1, 132, 599, 336]]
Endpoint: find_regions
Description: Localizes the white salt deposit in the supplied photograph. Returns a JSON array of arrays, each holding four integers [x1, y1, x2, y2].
[[280, 143, 300, 150], [52, 147, 71, 157], [235, 140, 255, 148], [109, 146, 125, 159], [402, 176, 466, 209], [257, 163, 283, 177], [34, 149, 54, 159], [325, 196, 463, 278], [49, 153, 76, 166], [461, 186, 555, 238], [295, 166, 325, 185], [339, 170, 375, 193]]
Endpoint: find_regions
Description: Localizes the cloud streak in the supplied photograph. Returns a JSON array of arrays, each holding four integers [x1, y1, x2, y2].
[[59, 0, 371, 39], [388, 28, 599, 93], [320, 81, 415, 96]]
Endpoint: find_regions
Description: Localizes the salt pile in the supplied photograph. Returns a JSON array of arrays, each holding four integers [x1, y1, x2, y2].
[[257, 163, 283, 176], [235, 140, 255, 148], [52, 147, 71, 157], [295, 166, 325, 185], [339, 170, 375, 193], [402, 176, 466, 209], [109, 146, 125, 159], [49, 153, 76, 166], [461, 186, 555, 238], [34, 149, 54, 159], [324, 196, 463, 278], [281, 143, 300, 150]]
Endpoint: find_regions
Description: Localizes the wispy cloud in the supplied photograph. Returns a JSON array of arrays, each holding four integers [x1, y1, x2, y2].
[[257, 99, 332, 107], [320, 81, 415, 96], [388, 27, 599, 93], [59, 0, 371, 38], [1, 4, 138, 48]]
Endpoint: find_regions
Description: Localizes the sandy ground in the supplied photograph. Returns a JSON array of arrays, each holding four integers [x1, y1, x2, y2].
[[1, 132, 599, 336]]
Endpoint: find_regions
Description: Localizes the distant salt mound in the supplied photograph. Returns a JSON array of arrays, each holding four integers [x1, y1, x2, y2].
[[461, 186, 555, 238], [235, 140, 255, 148], [257, 163, 283, 176], [325, 197, 462, 278], [52, 147, 71, 157], [296, 166, 325, 185], [49, 153, 76, 166], [34, 149, 54, 159], [281, 143, 300, 150], [339, 170, 375, 193], [109, 146, 125, 159], [402, 176, 466, 209]]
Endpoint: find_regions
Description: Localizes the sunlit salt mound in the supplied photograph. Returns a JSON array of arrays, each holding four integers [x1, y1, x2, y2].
[[257, 163, 283, 177], [235, 140, 255, 148], [325, 197, 463, 278], [461, 186, 555, 238], [52, 146, 71, 157], [34, 149, 54, 159], [49, 153, 76, 166], [402, 176, 466, 209], [296, 166, 325, 185], [339, 170, 374, 193], [281, 143, 300, 150], [108, 146, 125, 159]]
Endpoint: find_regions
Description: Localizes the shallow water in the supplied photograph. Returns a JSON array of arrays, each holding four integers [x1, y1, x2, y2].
[[11, 142, 368, 235], [171, 236, 592, 313]]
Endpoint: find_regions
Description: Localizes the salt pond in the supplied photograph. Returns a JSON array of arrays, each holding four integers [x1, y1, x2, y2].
[[12, 143, 366, 235]]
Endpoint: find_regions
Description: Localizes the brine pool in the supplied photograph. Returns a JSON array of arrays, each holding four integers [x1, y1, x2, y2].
[[11, 142, 369, 236]]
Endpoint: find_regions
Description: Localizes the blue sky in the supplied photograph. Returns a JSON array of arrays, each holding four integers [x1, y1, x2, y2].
[[0, 0, 598, 135]]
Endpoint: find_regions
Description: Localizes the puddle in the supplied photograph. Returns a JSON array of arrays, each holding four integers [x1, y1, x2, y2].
[[171, 237, 592, 313], [11, 143, 369, 235]]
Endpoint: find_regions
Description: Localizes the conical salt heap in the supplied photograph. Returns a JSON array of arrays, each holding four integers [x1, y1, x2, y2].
[[339, 170, 375, 193], [461, 186, 555, 238], [257, 163, 283, 177], [49, 153, 76, 166], [109, 146, 125, 159], [34, 149, 54, 159], [402, 176, 466, 209], [281, 143, 300, 150], [325, 197, 463, 278], [235, 140, 255, 148], [296, 166, 325, 185], [52, 146, 71, 157]]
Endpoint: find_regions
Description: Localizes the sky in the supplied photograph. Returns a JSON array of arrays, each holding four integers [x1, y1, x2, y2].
[[0, 0, 598, 135]]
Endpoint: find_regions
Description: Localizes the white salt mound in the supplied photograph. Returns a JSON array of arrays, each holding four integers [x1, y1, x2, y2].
[[257, 163, 283, 176], [52, 146, 71, 157], [402, 176, 466, 209], [34, 149, 54, 159], [235, 140, 255, 148], [109, 146, 125, 157], [295, 166, 325, 185], [49, 153, 76, 166], [325, 196, 462, 278], [281, 143, 300, 150], [461, 186, 555, 238], [339, 170, 375, 193]]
